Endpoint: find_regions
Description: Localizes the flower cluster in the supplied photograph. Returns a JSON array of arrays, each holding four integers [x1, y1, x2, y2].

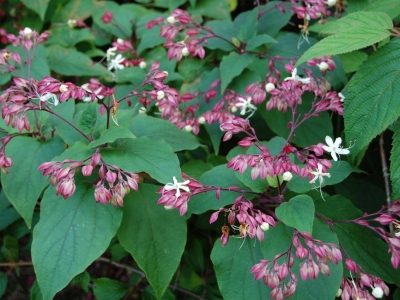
[[38, 153, 140, 206], [0, 136, 13, 174], [158, 173, 203, 215], [210, 195, 276, 246]]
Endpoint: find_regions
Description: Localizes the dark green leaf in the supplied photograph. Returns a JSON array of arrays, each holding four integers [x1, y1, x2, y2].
[[205, 122, 224, 155], [344, 39, 400, 162], [129, 115, 199, 152], [181, 160, 213, 181], [203, 20, 236, 51], [1, 235, 19, 262], [257, 1, 293, 37], [246, 34, 276, 50], [93, 278, 128, 300], [275, 195, 315, 234], [188, 0, 230, 20], [118, 184, 186, 299], [47, 45, 108, 76], [30, 280, 43, 300], [220, 53, 254, 93], [234, 10, 258, 43], [32, 183, 123, 300], [0, 272, 7, 298], [21, 0, 49, 20], [72, 271, 91, 293], [77, 102, 98, 134], [89, 127, 135, 148], [46, 27, 95, 48], [2, 136, 65, 227], [0, 191, 21, 230], [100, 137, 182, 184], [338, 51, 368, 73]]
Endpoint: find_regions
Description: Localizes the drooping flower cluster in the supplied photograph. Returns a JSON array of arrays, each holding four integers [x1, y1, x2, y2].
[[210, 195, 276, 246], [158, 173, 203, 215], [38, 153, 140, 206]]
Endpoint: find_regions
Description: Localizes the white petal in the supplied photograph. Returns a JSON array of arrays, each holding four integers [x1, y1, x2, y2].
[[336, 148, 350, 155], [325, 136, 334, 147], [322, 145, 331, 152], [333, 137, 342, 147], [331, 151, 338, 161]]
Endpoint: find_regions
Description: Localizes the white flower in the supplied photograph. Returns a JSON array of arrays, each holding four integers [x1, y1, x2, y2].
[[371, 286, 383, 298], [265, 82, 275, 93], [235, 96, 257, 116], [164, 176, 190, 198], [284, 68, 311, 84], [310, 163, 330, 186], [157, 90, 165, 100], [106, 47, 117, 62], [23, 27, 33, 38], [39, 92, 59, 106], [339, 92, 345, 103], [282, 172, 293, 182], [81, 85, 104, 102], [322, 136, 350, 161], [108, 54, 125, 71]]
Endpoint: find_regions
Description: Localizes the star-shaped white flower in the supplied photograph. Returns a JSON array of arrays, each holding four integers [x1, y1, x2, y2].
[[322, 136, 350, 161], [108, 54, 125, 71], [310, 163, 330, 186], [235, 96, 257, 116], [106, 47, 117, 61], [338, 92, 345, 103], [164, 176, 190, 198], [284, 68, 311, 84], [39, 92, 59, 106]]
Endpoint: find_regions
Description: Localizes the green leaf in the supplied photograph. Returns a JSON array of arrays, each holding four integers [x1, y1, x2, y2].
[[89, 127, 135, 148], [220, 53, 254, 93], [32, 183, 123, 300], [316, 195, 400, 285], [296, 27, 390, 66], [2, 235, 19, 262], [100, 137, 182, 184], [257, 1, 293, 37], [30, 280, 43, 300], [204, 122, 224, 155], [129, 115, 199, 152], [0, 272, 7, 298], [188, 164, 247, 215], [56, 0, 94, 23], [211, 238, 269, 300], [46, 27, 95, 48], [338, 51, 368, 73], [188, 0, 230, 20], [203, 20, 236, 51], [21, 0, 49, 20], [234, 10, 258, 43], [53, 141, 95, 162], [72, 271, 91, 293], [288, 161, 355, 194], [275, 195, 315, 234], [391, 122, 400, 199], [118, 184, 186, 299], [93, 278, 128, 300], [363, 0, 400, 19], [2, 136, 65, 227], [77, 102, 98, 134], [137, 26, 166, 55], [344, 39, 400, 162], [47, 45, 108, 76], [181, 160, 213, 181], [0, 190, 21, 230], [245, 34, 276, 50]]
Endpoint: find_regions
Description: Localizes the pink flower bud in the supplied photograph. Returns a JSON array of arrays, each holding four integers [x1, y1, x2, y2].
[[82, 165, 93, 176], [11, 52, 21, 64], [345, 259, 357, 272], [238, 137, 254, 148], [375, 214, 394, 225]]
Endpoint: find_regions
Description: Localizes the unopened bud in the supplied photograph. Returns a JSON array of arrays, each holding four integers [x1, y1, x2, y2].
[[265, 82, 275, 92], [372, 286, 383, 298], [231, 106, 238, 113], [164, 205, 174, 210], [181, 47, 189, 56], [139, 61, 147, 69], [23, 27, 33, 38], [282, 172, 293, 182], [67, 20, 77, 28], [318, 62, 329, 71], [336, 289, 342, 297], [326, 0, 336, 7], [198, 116, 206, 124], [166, 16, 176, 24], [184, 124, 192, 132], [59, 84, 68, 92], [138, 106, 146, 114], [117, 38, 124, 45], [157, 90, 165, 100], [260, 222, 269, 231]]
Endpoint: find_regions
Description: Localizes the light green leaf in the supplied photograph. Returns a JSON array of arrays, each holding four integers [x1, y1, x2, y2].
[[89, 127, 135, 148], [2, 137, 65, 227], [275, 195, 315, 234], [129, 115, 199, 152], [245, 34, 276, 50], [32, 183, 123, 300], [21, 0, 49, 20], [188, 0, 230, 20], [234, 10, 258, 43], [211, 238, 269, 300], [100, 137, 182, 184], [391, 122, 400, 199], [53, 141, 95, 162], [296, 27, 390, 66], [56, 0, 94, 23], [118, 184, 186, 299], [364, 0, 400, 19], [93, 278, 128, 300], [47, 45, 108, 76], [344, 39, 400, 162], [46, 27, 95, 48], [338, 51, 368, 73], [220, 53, 254, 93], [77, 102, 97, 134], [203, 20, 236, 51]]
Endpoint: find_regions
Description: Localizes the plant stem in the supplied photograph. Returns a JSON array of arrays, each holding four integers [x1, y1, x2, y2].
[[379, 132, 393, 232]]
